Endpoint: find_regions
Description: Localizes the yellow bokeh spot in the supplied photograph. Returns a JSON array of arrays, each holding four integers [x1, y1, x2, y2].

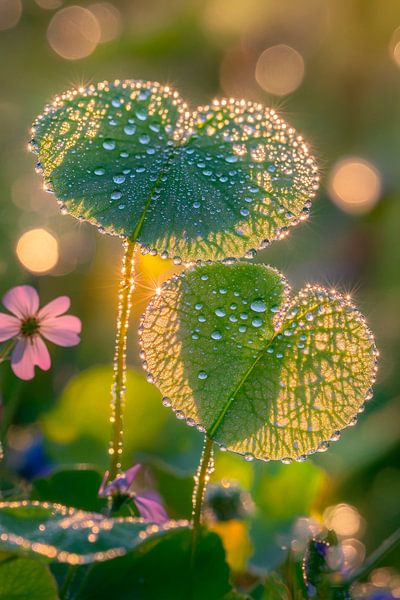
[[209, 520, 252, 573], [328, 157, 381, 214], [255, 45, 305, 96], [323, 503, 362, 537], [47, 6, 101, 60], [16, 228, 59, 274]]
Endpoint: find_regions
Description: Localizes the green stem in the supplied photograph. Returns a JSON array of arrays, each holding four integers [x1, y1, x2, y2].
[[191, 436, 214, 555], [0, 339, 17, 364], [345, 527, 400, 587], [109, 239, 136, 480], [60, 565, 77, 600]]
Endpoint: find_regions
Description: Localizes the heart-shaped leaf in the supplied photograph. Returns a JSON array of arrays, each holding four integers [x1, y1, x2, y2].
[[30, 80, 318, 261], [0, 501, 188, 564], [140, 263, 377, 461]]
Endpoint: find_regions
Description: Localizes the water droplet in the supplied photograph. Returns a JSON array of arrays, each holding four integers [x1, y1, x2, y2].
[[250, 299, 267, 313], [124, 124, 136, 135], [211, 330, 222, 340], [139, 134, 150, 145], [94, 167, 105, 176], [111, 190, 122, 200], [113, 174, 126, 184], [215, 308, 226, 317], [252, 317, 263, 328], [195, 303, 203, 310], [103, 139, 116, 150], [198, 370, 208, 380]]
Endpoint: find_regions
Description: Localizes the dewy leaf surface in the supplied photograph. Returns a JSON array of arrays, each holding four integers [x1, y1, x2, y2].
[[0, 501, 188, 564], [140, 263, 377, 461], [30, 80, 319, 261]]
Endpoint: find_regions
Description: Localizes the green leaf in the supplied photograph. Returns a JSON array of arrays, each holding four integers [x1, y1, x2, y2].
[[42, 366, 167, 468], [30, 466, 106, 512], [141, 263, 377, 461], [0, 557, 58, 600], [0, 501, 188, 564], [31, 80, 318, 261], [75, 528, 231, 600]]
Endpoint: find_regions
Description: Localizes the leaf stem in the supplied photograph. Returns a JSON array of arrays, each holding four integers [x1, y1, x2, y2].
[[109, 239, 136, 480], [0, 339, 17, 364], [345, 527, 400, 587], [191, 436, 214, 554]]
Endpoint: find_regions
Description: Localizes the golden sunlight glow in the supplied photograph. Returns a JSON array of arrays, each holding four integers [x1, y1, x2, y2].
[[16, 228, 59, 273], [323, 503, 362, 537], [0, 0, 22, 31], [328, 157, 382, 214], [47, 6, 101, 60], [88, 2, 122, 43], [389, 27, 400, 68], [255, 45, 305, 96]]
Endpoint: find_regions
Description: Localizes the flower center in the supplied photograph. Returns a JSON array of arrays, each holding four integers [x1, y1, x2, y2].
[[20, 317, 40, 336]]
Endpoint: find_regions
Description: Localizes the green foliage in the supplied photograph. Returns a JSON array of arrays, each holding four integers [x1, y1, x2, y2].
[[74, 528, 231, 600], [0, 501, 188, 564], [30, 466, 106, 512], [0, 557, 58, 600], [141, 262, 377, 461], [42, 365, 166, 467], [31, 80, 318, 261]]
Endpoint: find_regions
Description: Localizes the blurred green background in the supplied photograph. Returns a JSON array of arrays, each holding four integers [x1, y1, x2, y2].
[[0, 0, 399, 581]]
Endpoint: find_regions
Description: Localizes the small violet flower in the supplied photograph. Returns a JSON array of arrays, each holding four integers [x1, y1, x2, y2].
[[99, 464, 168, 525], [0, 285, 81, 380]]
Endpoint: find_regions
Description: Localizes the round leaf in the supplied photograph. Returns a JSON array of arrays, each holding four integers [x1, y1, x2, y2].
[[0, 558, 58, 600], [140, 263, 377, 461], [0, 501, 188, 564], [30, 80, 318, 261]]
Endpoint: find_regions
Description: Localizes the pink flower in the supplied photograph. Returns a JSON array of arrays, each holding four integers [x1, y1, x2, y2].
[[0, 285, 81, 381]]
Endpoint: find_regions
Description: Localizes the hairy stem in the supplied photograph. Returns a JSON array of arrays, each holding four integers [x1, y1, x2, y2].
[[191, 436, 214, 554], [109, 239, 136, 480], [346, 527, 400, 587]]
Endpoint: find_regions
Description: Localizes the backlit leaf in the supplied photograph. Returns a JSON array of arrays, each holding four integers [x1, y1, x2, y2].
[[30, 80, 318, 261], [0, 501, 188, 564], [140, 263, 377, 461]]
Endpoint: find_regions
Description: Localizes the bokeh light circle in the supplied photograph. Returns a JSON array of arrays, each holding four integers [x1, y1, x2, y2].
[[328, 157, 382, 215], [0, 0, 22, 31], [255, 44, 305, 96], [16, 228, 59, 273], [47, 6, 101, 60]]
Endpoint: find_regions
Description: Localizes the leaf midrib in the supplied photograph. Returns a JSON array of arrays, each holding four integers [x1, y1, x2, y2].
[[207, 301, 323, 439]]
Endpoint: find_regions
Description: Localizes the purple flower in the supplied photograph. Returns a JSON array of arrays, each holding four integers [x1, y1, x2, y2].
[[99, 465, 168, 525]]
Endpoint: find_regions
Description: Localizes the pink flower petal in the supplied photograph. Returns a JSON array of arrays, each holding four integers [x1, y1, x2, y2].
[[3, 286, 39, 319], [40, 315, 81, 347], [0, 313, 20, 342], [134, 491, 169, 524], [38, 296, 71, 320], [11, 336, 50, 380]]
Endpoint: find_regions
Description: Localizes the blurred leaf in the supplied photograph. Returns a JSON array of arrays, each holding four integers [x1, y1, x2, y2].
[[141, 458, 193, 519], [30, 466, 106, 512], [31, 80, 317, 261], [141, 262, 376, 461], [75, 528, 231, 600], [42, 366, 166, 468], [262, 572, 290, 600], [253, 461, 328, 519], [224, 593, 252, 600], [0, 501, 188, 564], [0, 557, 58, 600]]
